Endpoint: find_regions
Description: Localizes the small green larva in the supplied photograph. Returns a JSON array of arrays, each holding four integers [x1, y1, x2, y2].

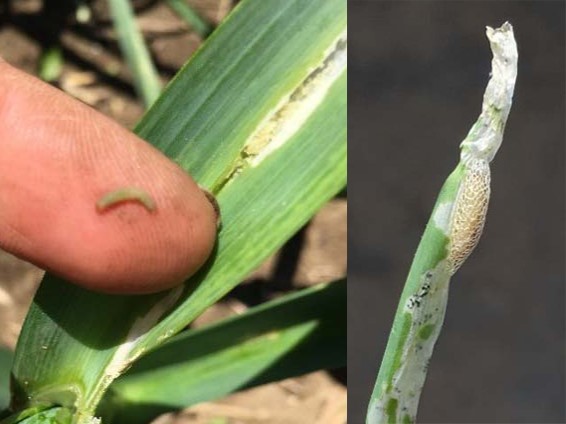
[[96, 187, 156, 213]]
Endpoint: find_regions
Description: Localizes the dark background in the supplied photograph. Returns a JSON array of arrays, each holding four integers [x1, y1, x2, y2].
[[348, 1, 565, 423]]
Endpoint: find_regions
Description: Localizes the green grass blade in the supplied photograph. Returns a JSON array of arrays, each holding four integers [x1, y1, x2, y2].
[[166, 0, 212, 38], [108, 0, 162, 107], [10, 0, 346, 422], [100, 280, 345, 423]]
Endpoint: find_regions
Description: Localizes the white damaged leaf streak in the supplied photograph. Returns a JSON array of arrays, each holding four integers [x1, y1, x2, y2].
[[432, 201, 453, 235], [104, 287, 183, 379], [371, 263, 452, 424], [217, 31, 347, 189], [84, 287, 184, 414]]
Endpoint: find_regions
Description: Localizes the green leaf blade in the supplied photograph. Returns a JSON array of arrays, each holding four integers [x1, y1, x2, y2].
[[10, 0, 346, 420], [136, 0, 346, 188], [101, 281, 346, 424]]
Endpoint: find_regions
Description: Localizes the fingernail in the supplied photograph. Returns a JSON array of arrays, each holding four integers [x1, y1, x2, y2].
[[199, 186, 221, 230]]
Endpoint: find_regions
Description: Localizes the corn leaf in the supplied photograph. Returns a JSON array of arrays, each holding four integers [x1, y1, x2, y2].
[[8, 0, 346, 422], [100, 280, 346, 423]]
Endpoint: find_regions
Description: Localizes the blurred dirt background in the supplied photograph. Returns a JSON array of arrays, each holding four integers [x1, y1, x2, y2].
[[0, 1, 346, 423], [349, 1, 564, 423]]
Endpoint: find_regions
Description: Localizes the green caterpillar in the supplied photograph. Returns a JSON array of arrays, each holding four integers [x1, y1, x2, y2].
[[96, 188, 156, 213]]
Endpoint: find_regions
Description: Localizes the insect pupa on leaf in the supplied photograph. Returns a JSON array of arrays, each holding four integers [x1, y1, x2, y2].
[[447, 159, 491, 274], [96, 187, 157, 213]]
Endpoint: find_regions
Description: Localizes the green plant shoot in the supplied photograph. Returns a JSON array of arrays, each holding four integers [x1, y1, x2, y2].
[[366, 22, 518, 424]]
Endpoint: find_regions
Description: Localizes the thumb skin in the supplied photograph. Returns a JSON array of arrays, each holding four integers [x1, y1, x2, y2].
[[0, 61, 218, 294]]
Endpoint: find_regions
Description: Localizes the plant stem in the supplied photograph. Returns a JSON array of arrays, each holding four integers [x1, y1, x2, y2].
[[166, 0, 213, 38], [108, 0, 162, 108], [366, 22, 518, 424]]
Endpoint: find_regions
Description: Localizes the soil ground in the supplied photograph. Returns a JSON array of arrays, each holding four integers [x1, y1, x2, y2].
[[0, 1, 346, 423]]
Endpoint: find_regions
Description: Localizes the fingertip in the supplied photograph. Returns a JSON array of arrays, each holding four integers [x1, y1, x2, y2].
[[0, 64, 219, 294]]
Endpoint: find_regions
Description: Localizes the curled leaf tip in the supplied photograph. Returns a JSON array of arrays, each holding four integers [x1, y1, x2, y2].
[[461, 21, 518, 166]]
